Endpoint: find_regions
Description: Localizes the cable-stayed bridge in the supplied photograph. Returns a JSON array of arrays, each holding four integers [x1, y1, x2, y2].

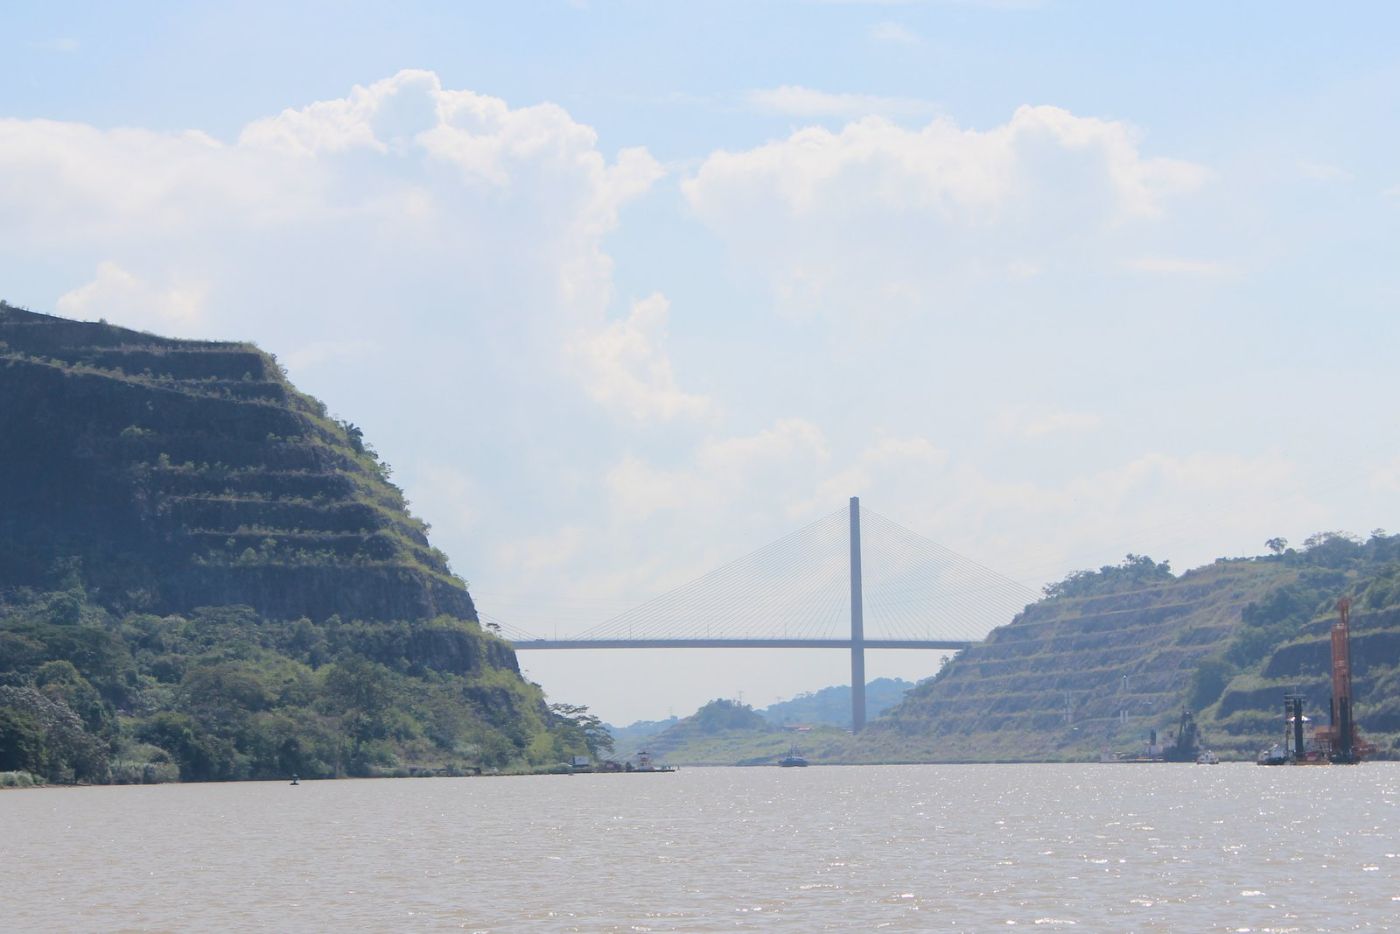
[[495, 498, 1038, 731]]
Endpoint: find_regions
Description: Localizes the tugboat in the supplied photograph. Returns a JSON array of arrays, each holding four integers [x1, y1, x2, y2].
[[777, 747, 808, 768]]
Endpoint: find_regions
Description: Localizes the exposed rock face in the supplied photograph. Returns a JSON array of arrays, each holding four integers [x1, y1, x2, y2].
[[0, 302, 475, 622]]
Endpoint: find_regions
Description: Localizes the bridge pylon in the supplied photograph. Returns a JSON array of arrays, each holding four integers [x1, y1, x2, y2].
[[850, 495, 866, 733], [504, 498, 1037, 730]]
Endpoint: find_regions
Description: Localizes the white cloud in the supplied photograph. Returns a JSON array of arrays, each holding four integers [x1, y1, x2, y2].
[[56, 261, 207, 330], [683, 105, 1208, 321], [869, 21, 924, 45], [0, 119, 313, 245], [571, 292, 713, 422], [606, 419, 830, 521], [803, 436, 950, 516], [743, 85, 938, 119], [499, 525, 588, 573], [0, 68, 660, 270], [689, 106, 1203, 222], [0, 70, 665, 410], [237, 70, 664, 228]]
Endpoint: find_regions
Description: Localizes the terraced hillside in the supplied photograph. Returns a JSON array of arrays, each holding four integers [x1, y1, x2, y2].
[[0, 302, 595, 783], [850, 559, 1281, 761], [0, 301, 470, 621], [853, 542, 1400, 762], [1207, 575, 1400, 758]]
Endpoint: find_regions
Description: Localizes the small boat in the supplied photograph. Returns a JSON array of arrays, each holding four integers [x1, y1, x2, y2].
[[778, 748, 808, 768], [632, 751, 676, 773], [1256, 744, 1288, 766], [1196, 750, 1219, 765]]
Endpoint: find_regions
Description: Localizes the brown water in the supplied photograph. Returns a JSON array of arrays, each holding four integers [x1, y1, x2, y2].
[[4, 763, 1398, 931]]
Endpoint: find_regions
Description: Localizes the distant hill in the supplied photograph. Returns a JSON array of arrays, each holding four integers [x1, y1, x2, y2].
[[606, 678, 919, 761], [604, 715, 679, 750], [0, 303, 588, 784], [759, 677, 918, 727], [615, 698, 854, 766], [623, 699, 781, 765]]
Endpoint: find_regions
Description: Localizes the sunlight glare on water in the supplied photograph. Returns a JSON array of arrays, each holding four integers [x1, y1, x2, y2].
[[4, 763, 1398, 931]]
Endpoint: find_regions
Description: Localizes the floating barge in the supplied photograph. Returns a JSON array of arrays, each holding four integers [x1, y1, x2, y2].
[[1101, 709, 1207, 763]]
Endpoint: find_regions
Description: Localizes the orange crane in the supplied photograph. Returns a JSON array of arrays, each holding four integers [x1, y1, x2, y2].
[[1312, 597, 1375, 764]]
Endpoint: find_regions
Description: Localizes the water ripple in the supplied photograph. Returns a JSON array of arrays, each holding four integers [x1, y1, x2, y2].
[[4, 763, 1399, 930]]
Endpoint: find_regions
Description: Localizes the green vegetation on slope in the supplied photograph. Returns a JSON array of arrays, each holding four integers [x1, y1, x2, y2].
[[848, 536, 1400, 762], [760, 677, 917, 727], [0, 301, 468, 621], [607, 678, 918, 757], [0, 303, 595, 784], [0, 582, 602, 783], [617, 698, 848, 766]]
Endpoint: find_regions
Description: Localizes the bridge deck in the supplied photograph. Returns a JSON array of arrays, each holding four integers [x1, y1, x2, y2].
[[511, 638, 974, 650]]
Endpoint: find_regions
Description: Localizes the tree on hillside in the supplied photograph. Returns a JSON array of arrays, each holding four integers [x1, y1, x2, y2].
[[1043, 554, 1173, 599], [549, 703, 614, 760], [0, 686, 108, 782], [1300, 531, 1364, 569], [323, 654, 395, 767], [0, 705, 46, 774], [690, 698, 767, 732]]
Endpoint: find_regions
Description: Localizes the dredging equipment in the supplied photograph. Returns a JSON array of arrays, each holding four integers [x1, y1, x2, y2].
[[1313, 597, 1372, 763], [1262, 597, 1374, 764]]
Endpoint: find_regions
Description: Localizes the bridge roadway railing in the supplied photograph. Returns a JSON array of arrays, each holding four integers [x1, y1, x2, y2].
[[510, 638, 975, 650]]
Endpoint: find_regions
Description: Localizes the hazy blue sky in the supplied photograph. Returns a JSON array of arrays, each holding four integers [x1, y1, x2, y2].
[[4, 2, 1399, 722]]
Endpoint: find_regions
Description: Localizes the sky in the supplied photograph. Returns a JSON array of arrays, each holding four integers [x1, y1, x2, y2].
[[4, 1, 1399, 724]]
